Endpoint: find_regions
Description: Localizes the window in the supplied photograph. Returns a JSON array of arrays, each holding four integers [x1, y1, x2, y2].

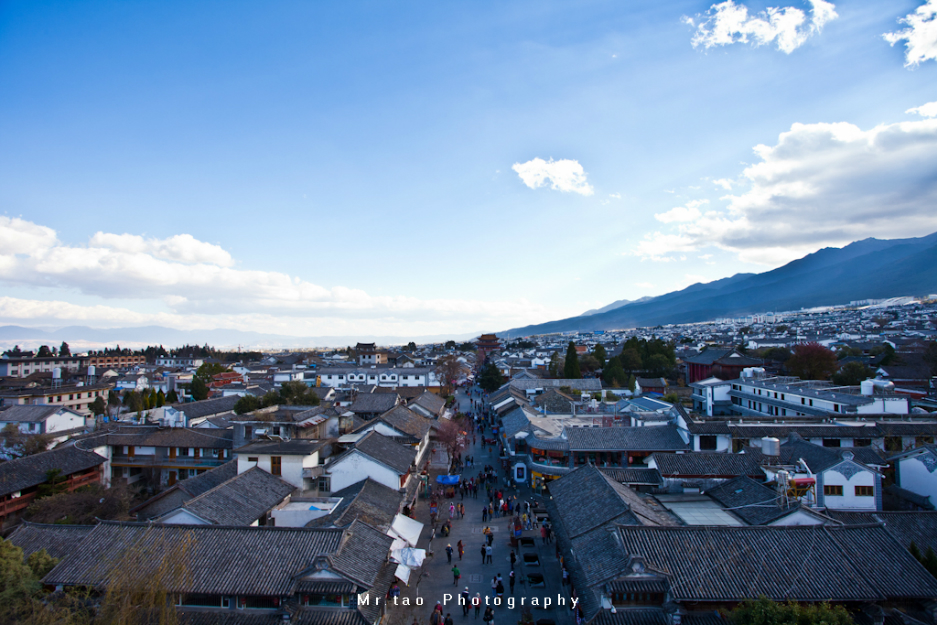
[[699, 436, 717, 451], [833, 404, 840, 413], [854, 438, 871, 447], [855, 486, 874, 497], [801, 398, 805, 405], [318, 476, 331, 492], [822, 438, 841, 448], [884, 437, 903, 452], [915, 436, 935, 446], [271, 456, 282, 476], [248, 457, 259, 463], [824, 485, 843, 496]]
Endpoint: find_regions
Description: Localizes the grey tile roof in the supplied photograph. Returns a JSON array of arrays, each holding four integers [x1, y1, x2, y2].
[[91, 425, 234, 450], [0, 405, 65, 423], [683, 421, 732, 435], [510, 378, 602, 391], [777, 435, 883, 473], [42, 520, 391, 598], [7, 523, 94, 560], [172, 467, 296, 526], [614, 524, 936, 602], [650, 452, 767, 478], [565, 426, 688, 451], [825, 510, 936, 553], [349, 393, 400, 414], [234, 439, 328, 456], [590, 610, 670, 625], [0, 445, 106, 497], [133, 461, 239, 520], [374, 405, 432, 440], [339, 431, 415, 475], [683, 348, 761, 366], [876, 421, 938, 437], [170, 395, 240, 419], [408, 391, 445, 416], [306, 478, 402, 530], [548, 465, 675, 540], [728, 424, 885, 440], [599, 468, 663, 486], [704, 476, 800, 525]]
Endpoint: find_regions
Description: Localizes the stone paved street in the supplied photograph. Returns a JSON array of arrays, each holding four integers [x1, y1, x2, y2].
[[387, 387, 576, 625]]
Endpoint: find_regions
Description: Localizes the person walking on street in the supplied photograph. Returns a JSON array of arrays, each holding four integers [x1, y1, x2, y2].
[[480, 544, 487, 565], [460, 588, 470, 616], [540, 524, 547, 545], [485, 544, 493, 564], [444, 614, 454, 625], [452, 565, 461, 586], [509, 570, 515, 594], [482, 607, 494, 625], [446, 544, 453, 563], [509, 550, 516, 570], [482, 507, 488, 523], [495, 574, 504, 599], [472, 593, 481, 619], [457, 540, 464, 560]]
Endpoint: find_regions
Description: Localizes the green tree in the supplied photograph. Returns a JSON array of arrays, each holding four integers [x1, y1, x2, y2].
[[593, 344, 607, 368], [279, 381, 321, 406], [602, 358, 627, 387], [444, 340, 457, 350], [626, 374, 636, 392], [646, 353, 672, 377], [234, 394, 261, 415], [166, 389, 179, 404], [909, 542, 937, 577], [548, 352, 563, 378], [59, 341, 71, 357], [831, 361, 873, 386], [90, 396, 107, 417], [578, 354, 601, 374], [189, 376, 209, 401], [619, 348, 642, 373], [786, 342, 838, 380], [563, 342, 581, 379], [36, 469, 69, 499], [725, 597, 852, 625], [662, 392, 679, 405], [762, 347, 792, 364], [404, 341, 417, 352], [156, 389, 165, 407], [478, 361, 504, 393], [25, 549, 58, 580], [36, 345, 53, 358]]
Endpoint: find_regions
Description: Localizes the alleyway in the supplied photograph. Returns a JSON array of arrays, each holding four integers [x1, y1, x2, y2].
[[390, 386, 575, 625]]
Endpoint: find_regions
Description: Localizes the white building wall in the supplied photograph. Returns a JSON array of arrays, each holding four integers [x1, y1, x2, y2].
[[820, 467, 877, 511], [327, 452, 400, 492], [897, 454, 937, 508]]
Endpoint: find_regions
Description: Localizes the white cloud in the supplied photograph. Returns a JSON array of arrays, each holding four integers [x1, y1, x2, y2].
[[0, 220, 582, 335], [89, 232, 235, 267], [634, 108, 937, 264], [512, 158, 594, 196], [713, 178, 735, 190], [609, 193, 622, 199], [884, 0, 937, 67], [634, 282, 655, 289], [655, 199, 709, 223], [687, 0, 838, 54], [907, 101, 938, 118]]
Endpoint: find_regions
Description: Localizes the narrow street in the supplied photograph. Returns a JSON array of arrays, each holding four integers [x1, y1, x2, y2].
[[390, 386, 575, 625]]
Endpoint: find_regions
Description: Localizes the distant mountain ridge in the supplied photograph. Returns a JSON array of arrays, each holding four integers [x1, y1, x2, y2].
[[505, 233, 937, 337], [581, 296, 652, 316]]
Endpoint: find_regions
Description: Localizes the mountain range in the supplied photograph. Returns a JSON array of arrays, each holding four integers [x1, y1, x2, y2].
[[505, 233, 937, 337]]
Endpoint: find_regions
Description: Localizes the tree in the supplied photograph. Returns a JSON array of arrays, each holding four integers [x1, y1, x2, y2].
[[478, 361, 504, 393], [593, 344, 607, 368], [602, 358, 628, 387], [166, 389, 179, 404], [25, 483, 134, 525], [548, 352, 563, 378], [234, 394, 261, 415], [786, 342, 838, 380], [435, 416, 466, 459], [646, 354, 672, 377], [761, 347, 792, 364], [619, 348, 642, 374], [724, 597, 852, 625], [662, 392, 679, 405], [563, 342, 581, 379], [831, 361, 873, 386], [404, 341, 417, 352], [90, 396, 107, 417], [444, 340, 457, 350], [189, 376, 209, 401], [578, 354, 601, 374], [278, 381, 321, 406], [626, 374, 636, 392], [156, 389, 165, 407], [1, 425, 52, 458], [59, 341, 71, 357], [926, 341, 938, 377], [435, 354, 463, 396], [36, 345, 53, 358], [36, 469, 69, 499], [909, 541, 937, 577]]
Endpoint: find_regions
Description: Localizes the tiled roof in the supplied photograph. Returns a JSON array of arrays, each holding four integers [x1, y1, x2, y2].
[[0, 445, 106, 497], [683, 348, 761, 366], [510, 379, 603, 391], [349, 393, 400, 414], [337, 431, 415, 475], [43, 520, 391, 597], [548, 465, 675, 540], [306, 478, 402, 530], [88, 426, 234, 449], [409, 391, 445, 416], [133, 461, 239, 520], [234, 439, 327, 456], [728, 424, 884, 440], [704, 476, 800, 525], [650, 452, 766, 478], [375, 405, 432, 440], [615, 524, 936, 602], [0, 405, 65, 423], [875, 421, 938, 437], [825, 510, 936, 553], [599, 468, 663, 485], [172, 467, 296, 526], [7, 523, 94, 560], [170, 395, 240, 419], [777, 435, 883, 473], [683, 421, 732, 435], [565, 426, 688, 451]]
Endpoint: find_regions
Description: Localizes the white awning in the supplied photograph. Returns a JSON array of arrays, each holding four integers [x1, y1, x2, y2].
[[387, 514, 424, 548]]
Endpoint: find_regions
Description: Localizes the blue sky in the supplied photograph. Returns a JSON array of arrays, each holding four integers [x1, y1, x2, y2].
[[0, 0, 935, 342]]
